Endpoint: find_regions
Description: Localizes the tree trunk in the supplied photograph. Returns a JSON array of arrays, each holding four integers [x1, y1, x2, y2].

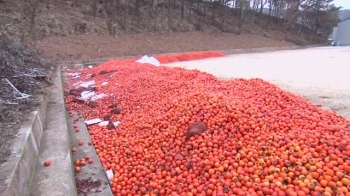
[[135, 0, 140, 15], [188, 2, 192, 20], [168, 0, 171, 13], [180, 0, 185, 22], [28, 0, 39, 40], [221, 4, 228, 27], [92, 0, 98, 16], [265, 0, 272, 29], [297, 15, 304, 36], [249, 0, 258, 25], [123, 0, 128, 29], [238, 0, 245, 34], [153, 0, 158, 31], [197, 0, 201, 30], [29, 5, 37, 40], [203, 1, 206, 24], [258, 0, 267, 24], [297, 24, 303, 36]]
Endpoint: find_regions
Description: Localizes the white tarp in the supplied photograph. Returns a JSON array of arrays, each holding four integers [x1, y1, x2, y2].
[[106, 170, 114, 180], [98, 121, 109, 126], [135, 55, 160, 66], [73, 81, 83, 87], [79, 80, 95, 88], [67, 72, 81, 76], [84, 118, 102, 125], [113, 121, 121, 127], [67, 72, 81, 79], [80, 91, 95, 101], [91, 93, 108, 101]]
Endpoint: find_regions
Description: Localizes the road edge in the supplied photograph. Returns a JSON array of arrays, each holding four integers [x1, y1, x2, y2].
[[57, 45, 324, 67]]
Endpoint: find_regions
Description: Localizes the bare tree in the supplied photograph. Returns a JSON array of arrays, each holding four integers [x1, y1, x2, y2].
[[23, 0, 40, 40], [196, 0, 202, 30], [74, 0, 79, 8], [238, 0, 248, 34], [153, 0, 159, 31], [123, 0, 130, 29], [181, 0, 185, 21], [92, 0, 98, 16], [105, 0, 118, 35], [259, 0, 267, 14]]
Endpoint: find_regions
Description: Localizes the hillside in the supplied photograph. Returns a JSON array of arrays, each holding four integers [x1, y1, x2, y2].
[[1, 0, 327, 61]]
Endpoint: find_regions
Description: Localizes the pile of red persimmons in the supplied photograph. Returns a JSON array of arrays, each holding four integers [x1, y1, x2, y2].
[[65, 52, 350, 196], [155, 52, 225, 64]]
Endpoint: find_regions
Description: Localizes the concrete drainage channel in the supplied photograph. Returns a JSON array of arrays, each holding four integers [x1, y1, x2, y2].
[[62, 72, 113, 196], [0, 66, 112, 196]]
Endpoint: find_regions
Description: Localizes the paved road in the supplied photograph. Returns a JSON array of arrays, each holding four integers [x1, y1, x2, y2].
[[167, 46, 350, 120]]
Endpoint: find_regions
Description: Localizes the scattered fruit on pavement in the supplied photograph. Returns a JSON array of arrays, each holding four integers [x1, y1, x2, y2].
[[43, 160, 51, 167], [75, 167, 81, 173]]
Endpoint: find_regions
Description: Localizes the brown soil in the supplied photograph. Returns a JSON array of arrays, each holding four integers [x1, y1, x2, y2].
[[36, 32, 294, 62], [3, 0, 326, 63]]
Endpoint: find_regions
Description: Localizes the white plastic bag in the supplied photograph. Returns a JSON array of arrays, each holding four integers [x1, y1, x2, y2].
[[79, 91, 95, 100], [78, 80, 95, 88], [91, 93, 108, 101], [84, 118, 102, 125], [136, 55, 160, 66]]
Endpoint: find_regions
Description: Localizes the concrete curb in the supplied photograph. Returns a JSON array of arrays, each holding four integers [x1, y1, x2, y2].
[[56, 44, 324, 67], [29, 66, 77, 196], [220, 44, 323, 55], [62, 72, 113, 196], [0, 82, 50, 195]]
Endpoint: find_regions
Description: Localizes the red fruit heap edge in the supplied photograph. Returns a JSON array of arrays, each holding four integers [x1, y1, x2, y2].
[[155, 51, 225, 64], [64, 51, 350, 196]]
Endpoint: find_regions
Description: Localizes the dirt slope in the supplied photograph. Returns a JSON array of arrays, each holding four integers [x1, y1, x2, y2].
[[36, 32, 294, 61], [1, 0, 327, 62], [0, 36, 51, 163]]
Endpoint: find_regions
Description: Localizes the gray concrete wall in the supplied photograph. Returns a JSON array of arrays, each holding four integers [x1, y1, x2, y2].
[[336, 19, 350, 45], [332, 27, 338, 41], [0, 96, 48, 196]]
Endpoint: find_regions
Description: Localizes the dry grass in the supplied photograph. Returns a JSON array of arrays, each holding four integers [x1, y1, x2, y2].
[[0, 35, 51, 163]]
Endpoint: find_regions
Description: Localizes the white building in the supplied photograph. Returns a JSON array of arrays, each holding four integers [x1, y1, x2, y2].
[[333, 18, 350, 46]]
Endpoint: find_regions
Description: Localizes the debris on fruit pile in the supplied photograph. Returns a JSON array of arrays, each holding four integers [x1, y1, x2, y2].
[[186, 122, 208, 141], [64, 53, 350, 196], [75, 177, 103, 195]]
